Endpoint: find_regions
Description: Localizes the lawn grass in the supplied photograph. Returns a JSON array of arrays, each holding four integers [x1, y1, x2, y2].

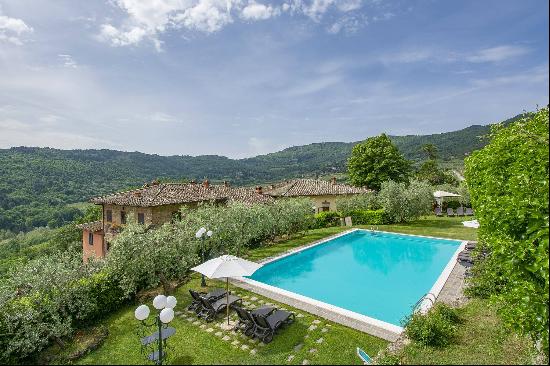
[[73, 276, 387, 365], [397, 299, 536, 365]]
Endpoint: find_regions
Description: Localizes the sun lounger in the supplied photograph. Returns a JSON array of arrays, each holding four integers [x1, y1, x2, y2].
[[187, 288, 226, 313], [456, 207, 464, 216], [198, 294, 242, 322], [251, 309, 295, 343], [233, 305, 276, 336], [447, 208, 456, 217], [435, 207, 443, 217], [465, 208, 474, 216]]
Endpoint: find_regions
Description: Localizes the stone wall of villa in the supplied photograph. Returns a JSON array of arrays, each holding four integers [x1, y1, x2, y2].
[[311, 195, 341, 213]]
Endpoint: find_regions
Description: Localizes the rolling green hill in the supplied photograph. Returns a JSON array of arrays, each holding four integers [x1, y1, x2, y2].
[[0, 112, 527, 231]]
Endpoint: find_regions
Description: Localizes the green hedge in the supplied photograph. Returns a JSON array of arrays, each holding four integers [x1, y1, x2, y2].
[[347, 209, 389, 225], [313, 211, 341, 229]]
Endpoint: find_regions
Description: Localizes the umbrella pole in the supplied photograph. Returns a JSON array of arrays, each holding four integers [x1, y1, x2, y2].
[[226, 277, 230, 325]]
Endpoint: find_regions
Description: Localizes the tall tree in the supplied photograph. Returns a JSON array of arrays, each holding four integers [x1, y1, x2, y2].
[[421, 143, 438, 160], [347, 134, 411, 190]]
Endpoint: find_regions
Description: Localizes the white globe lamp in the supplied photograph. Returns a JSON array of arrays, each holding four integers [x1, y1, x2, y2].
[[159, 307, 175, 324], [153, 294, 167, 310], [134, 304, 150, 321], [166, 295, 177, 309]]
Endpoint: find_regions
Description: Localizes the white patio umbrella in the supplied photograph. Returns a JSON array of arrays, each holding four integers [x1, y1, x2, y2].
[[433, 190, 461, 206], [191, 255, 262, 326]]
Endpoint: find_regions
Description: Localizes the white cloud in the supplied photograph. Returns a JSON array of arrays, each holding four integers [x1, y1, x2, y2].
[[58, 54, 78, 68], [174, 1, 234, 33], [149, 112, 177, 123], [327, 13, 366, 34], [241, 2, 279, 21], [466, 45, 530, 63], [0, 8, 33, 45], [98, 0, 370, 49], [336, 0, 362, 12]]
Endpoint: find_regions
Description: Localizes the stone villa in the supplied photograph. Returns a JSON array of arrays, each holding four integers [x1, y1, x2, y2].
[[79, 178, 369, 262]]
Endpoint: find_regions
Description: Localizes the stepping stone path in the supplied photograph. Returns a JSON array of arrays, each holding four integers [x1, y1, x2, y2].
[[222, 336, 231, 341], [241, 344, 249, 351], [287, 355, 295, 363], [293, 343, 304, 352], [308, 325, 317, 331], [175, 311, 183, 316], [296, 313, 304, 318], [312, 319, 321, 325], [206, 328, 214, 333], [250, 297, 258, 301], [302, 360, 310, 365], [250, 349, 257, 356], [308, 348, 317, 354], [231, 340, 240, 347], [215, 331, 223, 337], [316, 338, 324, 344], [199, 324, 206, 329], [192, 321, 200, 326], [321, 328, 329, 333], [186, 317, 194, 322]]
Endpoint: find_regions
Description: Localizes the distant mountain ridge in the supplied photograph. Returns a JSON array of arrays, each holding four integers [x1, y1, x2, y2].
[[0, 112, 527, 231]]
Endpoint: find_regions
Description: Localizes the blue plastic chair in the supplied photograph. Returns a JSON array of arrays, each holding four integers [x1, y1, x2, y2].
[[357, 347, 372, 364]]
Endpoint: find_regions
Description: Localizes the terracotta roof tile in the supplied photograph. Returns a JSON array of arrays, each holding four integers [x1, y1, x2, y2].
[[90, 183, 273, 207], [77, 221, 103, 232], [263, 179, 371, 197]]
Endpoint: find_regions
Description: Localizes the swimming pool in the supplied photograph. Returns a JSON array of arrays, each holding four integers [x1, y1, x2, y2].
[[242, 229, 464, 338]]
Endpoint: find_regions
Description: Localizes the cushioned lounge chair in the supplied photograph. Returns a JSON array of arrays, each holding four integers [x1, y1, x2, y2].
[[435, 207, 443, 217], [456, 207, 464, 216], [198, 294, 242, 322], [187, 288, 226, 313], [233, 305, 276, 336], [252, 309, 295, 343], [447, 208, 456, 217], [465, 208, 474, 216]]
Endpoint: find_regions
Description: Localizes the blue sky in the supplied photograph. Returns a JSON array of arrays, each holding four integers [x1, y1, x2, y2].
[[0, 0, 548, 158]]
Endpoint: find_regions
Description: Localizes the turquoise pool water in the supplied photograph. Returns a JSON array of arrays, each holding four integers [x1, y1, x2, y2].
[[249, 230, 461, 326]]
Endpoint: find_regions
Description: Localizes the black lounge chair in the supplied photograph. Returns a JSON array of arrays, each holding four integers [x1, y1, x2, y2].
[[251, 309, 295, 343], [465, 208, 474, 216], [447, 208, 456, 217], [233, 305, 276, 336], [198, 294, 242, 322], [187, 288, 226, 313], [435, 207, 443, 217], [456, 207, 464, 216]]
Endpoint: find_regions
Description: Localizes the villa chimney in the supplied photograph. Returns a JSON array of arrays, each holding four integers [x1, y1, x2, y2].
[[203, 179, 210, 188], [223, 180, 230, 187], [255, 186, 263, 194], [331, 177, 337, 185]]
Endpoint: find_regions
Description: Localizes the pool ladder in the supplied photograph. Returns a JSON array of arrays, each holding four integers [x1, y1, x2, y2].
[[369, 225, 379, 234], [413, 292, 437, 314]]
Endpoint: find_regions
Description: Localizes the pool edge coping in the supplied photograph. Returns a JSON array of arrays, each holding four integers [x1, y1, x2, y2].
[[235, 228, 468, 342]]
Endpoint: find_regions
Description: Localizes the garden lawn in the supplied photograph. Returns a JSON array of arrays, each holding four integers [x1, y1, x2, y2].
[[73, 276, 386, 365], [397, 299, 537, 365]]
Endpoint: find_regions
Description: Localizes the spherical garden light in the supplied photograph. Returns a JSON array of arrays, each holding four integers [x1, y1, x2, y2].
[[160, 308, 175, 324], [135, 304, 150, 321], [153, 294, 167, 310], [135, 294, 177, 365], [165, 295, 177, 309]]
